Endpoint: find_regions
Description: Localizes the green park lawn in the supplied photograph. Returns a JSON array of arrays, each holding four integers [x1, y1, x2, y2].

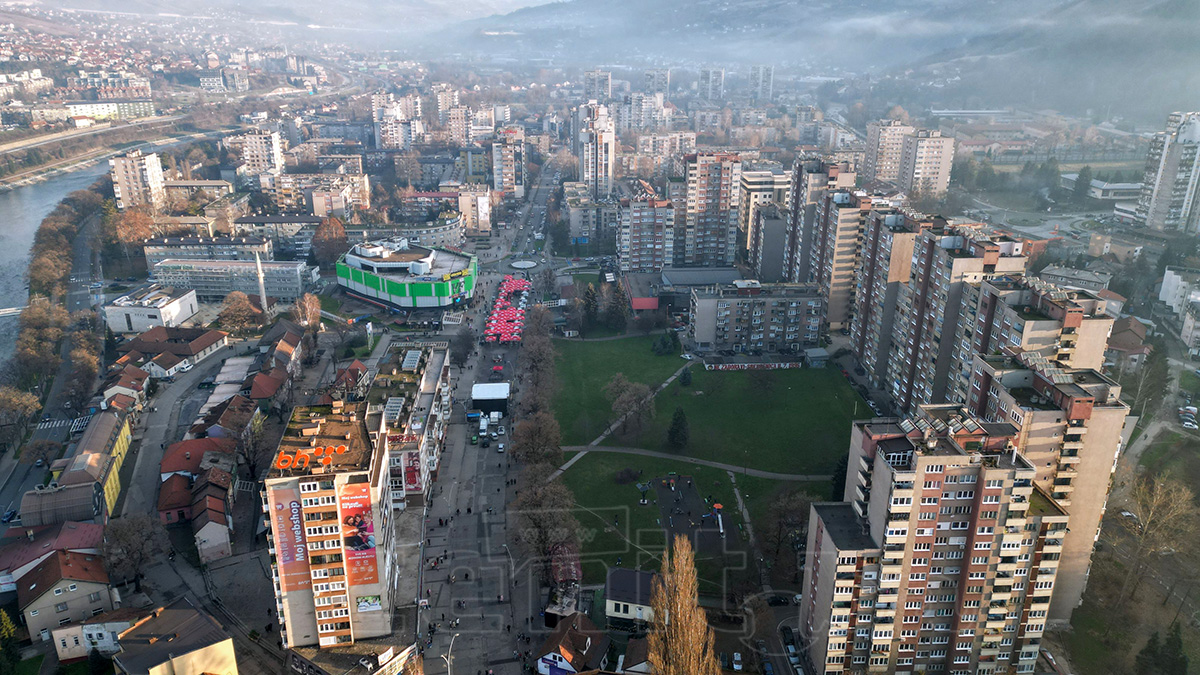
[[15, 656, 43, 675], [553, 336, 682, 444], [1138, 430, 1200, 506], [608, 366, 868, 475], [559, 451, 751, 593]]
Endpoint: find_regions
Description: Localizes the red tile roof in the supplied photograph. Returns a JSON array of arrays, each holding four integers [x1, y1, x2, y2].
[[160, 438, 236, 476], [189, 395, 258, 438], [156, 474, 192, 513], [0, 522, 104, 572], [121, 326, 227, 359], [17, 550, 109, 609]]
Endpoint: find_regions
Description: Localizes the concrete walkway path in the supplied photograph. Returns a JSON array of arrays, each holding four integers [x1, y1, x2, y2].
[[550, 445, 833, 482]]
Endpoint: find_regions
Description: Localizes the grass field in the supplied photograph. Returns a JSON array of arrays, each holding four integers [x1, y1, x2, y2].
[[559, 451, 753, 594], [1137, 430, 1200, 506], [607, 367, 867, 475], [15, 656, 43, 675], [553, 336, 682, 444]]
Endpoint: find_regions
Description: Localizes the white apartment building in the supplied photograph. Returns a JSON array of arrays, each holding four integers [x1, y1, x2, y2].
[[110, 150, 166, 211], [899, 130, 955, 197], [864, 120, 915, 183]]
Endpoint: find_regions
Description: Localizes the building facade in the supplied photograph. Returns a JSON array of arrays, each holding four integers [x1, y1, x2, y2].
[[492, 127, 526, 199], [748, 65, 773, 101], [738, 169, 791, 254], [898, 130, 955, 197], [864, 120, 915, 183], [225, 129, 286, 175], [263, 402, 396, 649], [110, 150, 165, 211], [1136, 111, 1200, 232], [698, 68, 725, 100], [105, 285, 199, 334], [151, 259, 315, 302], [143, 236, 273, 268], [784, 159, 857, 284], [335, 240, 477, 309], [886, 227, 1027, 412], [583, 70, 612, 100], [617, 199, 675, 272], [800, 405, 1070, 675], [688, 281, 824, 352], [750, 203, 789, 283], [677, 152, 742, 267], [577, 102, 616, 199]]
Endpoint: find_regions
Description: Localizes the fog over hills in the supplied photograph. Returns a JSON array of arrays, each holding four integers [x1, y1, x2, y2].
[[36, 0, 1199, 120]]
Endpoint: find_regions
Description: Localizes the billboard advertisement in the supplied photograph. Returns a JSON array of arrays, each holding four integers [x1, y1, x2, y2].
[[267, 486, 311, 592], [339, 483, 379, 586], [403, 449, 423, 493]]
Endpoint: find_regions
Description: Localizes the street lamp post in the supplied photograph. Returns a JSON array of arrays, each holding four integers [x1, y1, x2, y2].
[[502, 543, 515, 578], [441, 633, 460, 675]]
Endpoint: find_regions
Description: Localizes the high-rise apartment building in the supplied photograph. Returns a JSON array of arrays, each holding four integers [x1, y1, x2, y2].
[[749, 65, 773, 101], [644, 68, 670, 95], [447, 106, 471, 146], [689, 281, 823, 352], [676, 152, 741, 267], [968, 351, 1129, 623], [784, 159, 856, 284], [899, 130, 955, 197], [491, 127, 526, 199], [750, 203, 789, 283], [583, 69, 612, 100], [801, 403, 1070, 675], [864, 120, 915, 183], [809, 190, 874, 331], [850, 210, 934, 386], [617, 198, 675, 272], [262, 402, 396, 649], [698, 68, 725, 101], [110, 150, 166, 211], [224, 129, 285, 175], [1136, 111, 1200, 232], [948, 277, 1113, 403], [738, 169, 791, 255], [887, 226, 1028, 412], [576, 102, 616, 199], [431, 83, 459, 124]]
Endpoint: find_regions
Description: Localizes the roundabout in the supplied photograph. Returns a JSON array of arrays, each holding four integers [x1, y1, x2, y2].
[[510, 259, 538, 270]]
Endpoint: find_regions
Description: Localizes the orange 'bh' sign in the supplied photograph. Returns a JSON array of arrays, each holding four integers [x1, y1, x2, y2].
[[275, 445, 349, 469]]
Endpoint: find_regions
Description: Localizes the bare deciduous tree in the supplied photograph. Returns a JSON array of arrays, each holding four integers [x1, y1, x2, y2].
[[291, 293, 322, 332], [103, 514, 170, 590], [1117, 472, 1198, 603], [648, 535, 720, 675], [219, 291, 258, 334]]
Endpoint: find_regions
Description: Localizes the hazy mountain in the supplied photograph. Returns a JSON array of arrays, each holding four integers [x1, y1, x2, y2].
[[39, 0, 547, 34]]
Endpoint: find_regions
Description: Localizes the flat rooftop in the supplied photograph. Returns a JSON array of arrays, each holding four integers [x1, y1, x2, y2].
[[268, 403, 374, 479], [154, 259, 306, 270], [814, 503, 877, 552], [108, 283, 191, 308]]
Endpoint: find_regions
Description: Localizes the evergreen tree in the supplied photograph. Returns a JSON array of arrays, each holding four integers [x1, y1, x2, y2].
[[829, 454, 849, 500], [605, 282, 630, 331], [667, 407, 689, 449], [582, 283, 600, 327], [680, 368, 692, 386], [648, 536, 720, 675], [1073, 166, 1094, 203], [1161, 622, 1189, 675], [1136, 631, 1162, 675]]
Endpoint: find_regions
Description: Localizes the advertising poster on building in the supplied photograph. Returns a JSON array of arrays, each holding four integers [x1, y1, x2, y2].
[[267, 486, 311, 592], [403, 449, 423, 493], [356, 595, 382, 612], [339, 483, 379, 586]]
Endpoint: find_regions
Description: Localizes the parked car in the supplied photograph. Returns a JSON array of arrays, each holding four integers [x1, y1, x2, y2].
[[756, 639, 768, 658], [1183, 421, 1198, 430], [497, 443, 505, 453], [732, 653, 743, 671], [178, 362, 194, 373], [497, 426, 506, 436], [470, 434, 479, 445], [766, 595, 789, 606], [1, 510, 16, 523], [780, 625, 796, 646], [763, 664, 774, 675], [34, 458, 44, 467]]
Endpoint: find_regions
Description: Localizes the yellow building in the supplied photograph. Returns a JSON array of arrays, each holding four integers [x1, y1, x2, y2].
[[65, 411, 132, 517]]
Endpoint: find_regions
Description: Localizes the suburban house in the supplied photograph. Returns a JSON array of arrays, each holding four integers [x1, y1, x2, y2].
[[604, 568, 657, 626], [117, 326, 228, 378], [1106, 316, 1152, 370], [101, 366, 151, 409], [535, 612, 610, 675], [156, 438, 235, 563], [190, 468, 234, 563], [0, 522, 104, 597], [19, 484, 106, 527], [240, 368, 290, 407], [113, 597, 238, 675], [18, 551, 119, 642], [319, 359, 370, 404], [258, 319, 305, 377], [187, 395, 260, 440], [50, 607, 151, 662]]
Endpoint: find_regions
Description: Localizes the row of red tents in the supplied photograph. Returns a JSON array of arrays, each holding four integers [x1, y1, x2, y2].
[[484, 275, 533, 343]]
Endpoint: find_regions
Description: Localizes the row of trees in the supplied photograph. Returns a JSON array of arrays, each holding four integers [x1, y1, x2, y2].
[[580, 281, 630, 333], [508, 307, 584, 583]]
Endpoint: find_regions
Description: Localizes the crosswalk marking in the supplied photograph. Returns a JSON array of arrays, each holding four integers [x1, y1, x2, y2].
[[36, 419, 69, 430]]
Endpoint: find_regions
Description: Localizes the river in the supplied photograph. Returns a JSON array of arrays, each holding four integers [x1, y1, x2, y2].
[[0, 163, 109, 364]]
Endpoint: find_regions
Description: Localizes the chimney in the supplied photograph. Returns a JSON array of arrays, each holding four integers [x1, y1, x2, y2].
[[26, 530, 34, 541], [185, 452, 191, 460]]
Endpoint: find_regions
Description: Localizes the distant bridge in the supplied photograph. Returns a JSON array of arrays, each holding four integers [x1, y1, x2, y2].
[[0, 306, 26, 318]]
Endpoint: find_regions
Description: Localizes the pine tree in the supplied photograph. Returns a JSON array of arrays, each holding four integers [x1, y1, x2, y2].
[[680, 368, 692, 386], [1135, 631, 1161, 674], [582, 283, 600, 327], [666, 407, 689, 450], [1073, 166, 1094, 203], [1161, 622, 1189, 675], [648, 536, 720, 675]]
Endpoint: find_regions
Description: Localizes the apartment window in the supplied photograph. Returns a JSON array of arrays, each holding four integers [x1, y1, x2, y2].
[[88, 592, 101, 602], [53, 588, 63, 596], [55, 603, 68, 613], [67, 584, 77, 592]]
